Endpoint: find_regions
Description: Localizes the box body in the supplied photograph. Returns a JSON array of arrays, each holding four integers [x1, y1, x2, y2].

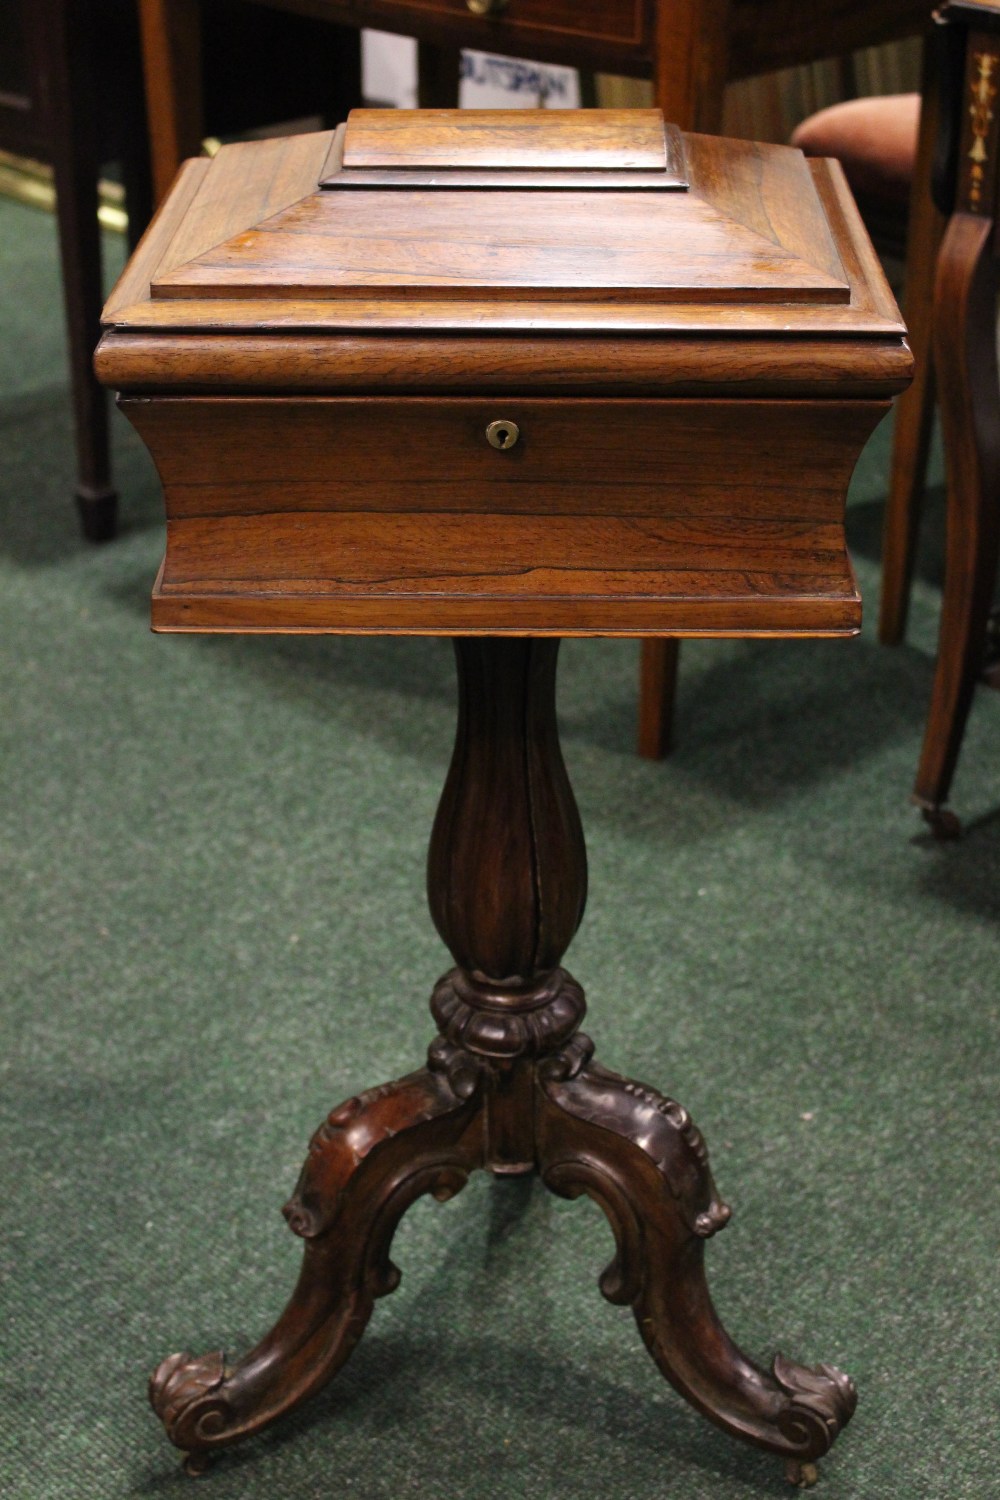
[[96, 111, 911, 637]]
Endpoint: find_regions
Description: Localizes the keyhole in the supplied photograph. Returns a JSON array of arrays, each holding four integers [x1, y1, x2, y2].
[[486, 419, 520, 451]]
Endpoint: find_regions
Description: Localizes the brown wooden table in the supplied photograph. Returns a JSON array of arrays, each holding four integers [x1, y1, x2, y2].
[[97, 107, 910, 1484], [138, 0, 932, 200]]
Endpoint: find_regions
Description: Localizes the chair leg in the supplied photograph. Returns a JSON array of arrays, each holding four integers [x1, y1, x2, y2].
[[46, 0, 117, 541], [121, 140, 155, 257], [417, 43, 461, 108], [913, 212, 1000, 832], [879, 43, 947, 645], [138, 0, 204, 205], [637, 640, 680, 760], [327, 27, 363, 121]]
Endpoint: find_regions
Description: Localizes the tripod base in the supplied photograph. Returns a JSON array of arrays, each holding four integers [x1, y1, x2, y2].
[[150, 639, 855, 1480], [150, 991, 856, 1478]]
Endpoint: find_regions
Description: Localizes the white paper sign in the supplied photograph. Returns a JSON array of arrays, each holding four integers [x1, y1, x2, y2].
[[459, 50, 580, 108], [362, 31, 419, 109], [362, 31, 580, 111]]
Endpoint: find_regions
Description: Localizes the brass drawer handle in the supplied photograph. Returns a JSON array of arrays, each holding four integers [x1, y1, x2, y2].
[[466, 0, 508, 15], [486, 419, 520, 450]]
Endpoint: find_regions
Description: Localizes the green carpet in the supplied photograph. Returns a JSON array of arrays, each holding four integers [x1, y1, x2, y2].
[[2, 194, 998, 1500]]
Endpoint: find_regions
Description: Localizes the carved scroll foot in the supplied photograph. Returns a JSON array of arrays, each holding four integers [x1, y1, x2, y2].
[[537, 1038, 856, 1467], [150, 1047, 485, 1468]]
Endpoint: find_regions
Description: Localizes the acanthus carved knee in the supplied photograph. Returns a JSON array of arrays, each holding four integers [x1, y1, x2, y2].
[[282, 1059, 484, 1240], [537, 1043, 732, 1244]]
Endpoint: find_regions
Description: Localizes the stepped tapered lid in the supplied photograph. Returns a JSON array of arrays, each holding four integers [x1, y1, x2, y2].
[[101, 107, 905, 339]]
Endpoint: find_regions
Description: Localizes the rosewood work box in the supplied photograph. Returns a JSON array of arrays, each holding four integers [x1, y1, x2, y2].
[[97, 107, 909, 640], [97, 109, 910, 1482]]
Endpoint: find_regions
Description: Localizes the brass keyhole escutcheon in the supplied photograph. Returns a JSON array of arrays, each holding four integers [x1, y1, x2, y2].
[[486, 420, 520, 451], [466, 0, 508, 15]]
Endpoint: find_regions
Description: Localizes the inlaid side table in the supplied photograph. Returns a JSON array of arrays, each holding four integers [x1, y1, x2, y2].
[[96, 108, 911, 1483]]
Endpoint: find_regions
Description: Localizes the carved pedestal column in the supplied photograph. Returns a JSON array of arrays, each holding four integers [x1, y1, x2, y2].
[[150, 639, 856, 1484]]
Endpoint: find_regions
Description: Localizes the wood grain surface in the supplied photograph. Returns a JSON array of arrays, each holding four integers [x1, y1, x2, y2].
[[340, 108, 669, 169], [151, 131, 335, 283], [95, 332, 913, 396], [151, 188, 852, 302], [319, 115, 688, 189], [149, 577, 861, 636], [126, 395, 881, 636], [99, 136, 904, 343], [102, 157, 211, 323], [149, 125, 851, 305], [128, 396, 884, 518]]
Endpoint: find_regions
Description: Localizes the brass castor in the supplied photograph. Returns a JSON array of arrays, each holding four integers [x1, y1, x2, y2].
[[785, 1459, 820, 1488]]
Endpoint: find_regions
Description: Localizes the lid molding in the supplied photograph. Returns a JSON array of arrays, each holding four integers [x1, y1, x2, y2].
[[341, 108, 670, 169], [100, 118, 906, 339], [320, 111, 689, 190]]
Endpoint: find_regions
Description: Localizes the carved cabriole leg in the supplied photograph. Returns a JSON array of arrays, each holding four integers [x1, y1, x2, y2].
[[149, 1053, 486, 1468], [150, 637, 586, 1468], [536, 1035, 857, 1467]]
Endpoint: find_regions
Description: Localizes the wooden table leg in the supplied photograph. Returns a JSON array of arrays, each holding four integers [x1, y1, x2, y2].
[[149, 639, 856, 1477], [638, 637, 680, 759], [138, 0, 204, 205], [651, 0, 731, 135]]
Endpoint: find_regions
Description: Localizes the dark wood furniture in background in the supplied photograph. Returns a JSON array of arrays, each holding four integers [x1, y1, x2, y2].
[[0, 0, 152, 539], [876, 5, 1000, 678], [911, 0, 1000, 832], [97, 109, 910, 1482], [877, 41, 949, 650], [0, 0, 360, 540], [802, 2, 1000, 831], [136, 0, 930, 760], [789, 69, 946, 657], [138, 0, 934, 198]]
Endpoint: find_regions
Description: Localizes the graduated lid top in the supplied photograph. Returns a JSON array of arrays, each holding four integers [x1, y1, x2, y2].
[[324, 107, 685, 177], [102, 108, 905, 335]]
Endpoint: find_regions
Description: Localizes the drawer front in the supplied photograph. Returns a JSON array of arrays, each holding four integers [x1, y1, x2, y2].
[[125, 396, 884, 637], [396, 0, 647, 51], [349, 0, 649, 60]]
